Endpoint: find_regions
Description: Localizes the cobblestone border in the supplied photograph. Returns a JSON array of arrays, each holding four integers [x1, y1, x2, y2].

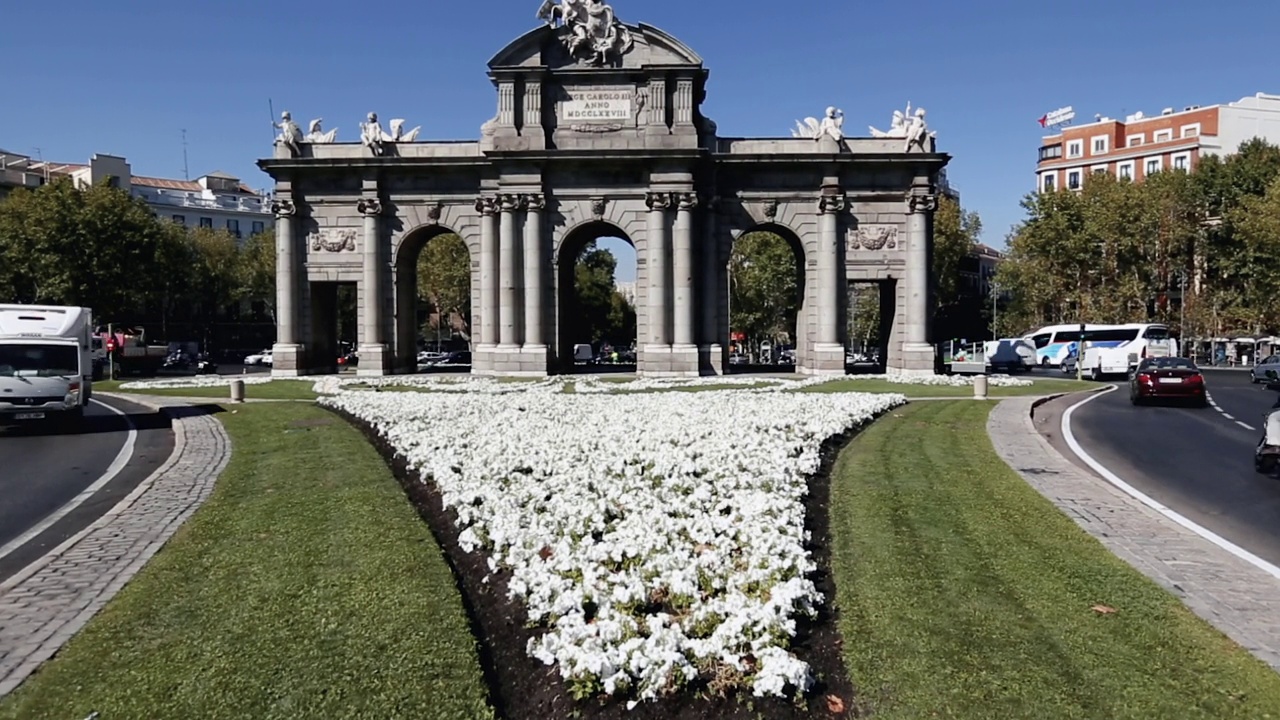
[[988, 396, 1280, 671], [0, 395, 231, 698]]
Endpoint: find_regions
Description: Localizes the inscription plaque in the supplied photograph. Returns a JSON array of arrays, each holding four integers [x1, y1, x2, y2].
[[561, 89, 634, 122]]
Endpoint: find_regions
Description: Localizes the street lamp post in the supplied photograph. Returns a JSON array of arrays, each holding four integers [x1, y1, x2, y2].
[[991, 280, 1000, 340]]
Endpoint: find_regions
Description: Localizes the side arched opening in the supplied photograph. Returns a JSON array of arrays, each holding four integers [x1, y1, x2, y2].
[[725, 223, 806, 373]]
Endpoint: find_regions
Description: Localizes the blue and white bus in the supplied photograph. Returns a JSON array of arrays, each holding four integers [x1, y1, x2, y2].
[[1025, 323, 1177, 371]]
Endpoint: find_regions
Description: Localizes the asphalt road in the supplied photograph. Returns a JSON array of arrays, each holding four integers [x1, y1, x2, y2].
[[1066, 368, 1280, 567], [0, 395, 174, 581]]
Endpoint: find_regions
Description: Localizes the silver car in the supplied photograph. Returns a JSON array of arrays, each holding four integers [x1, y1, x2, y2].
[[1251, 355, 1280, 383]]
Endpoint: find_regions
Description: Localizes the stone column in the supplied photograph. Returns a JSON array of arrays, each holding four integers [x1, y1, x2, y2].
[[817, 194, 845, 346], [271, 199, 298, 347], [476, 197, 498, 348], [498, 193, 522, 349], [905, 192, 937, 347], [645, 191, 672, 347], [672, 192, 698, 349], [701, 197, 719, 348], [357, 197, 384, 348], [523, 194, 545, 349]]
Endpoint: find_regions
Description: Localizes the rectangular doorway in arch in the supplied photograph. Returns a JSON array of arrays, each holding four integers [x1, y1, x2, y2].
[[846, 280, 896, 373], [307, 281, 357, 375]]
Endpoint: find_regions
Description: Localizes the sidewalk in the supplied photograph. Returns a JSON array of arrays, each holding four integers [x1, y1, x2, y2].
[[0, 397, 232, 698], [988, 397, 1280, 671]]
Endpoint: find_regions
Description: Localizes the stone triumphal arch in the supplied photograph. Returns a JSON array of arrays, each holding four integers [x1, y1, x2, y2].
[[259, 2, 949, 378]]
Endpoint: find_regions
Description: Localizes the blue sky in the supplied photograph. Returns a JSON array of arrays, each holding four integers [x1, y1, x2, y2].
[[3, 0, 1277, 284]]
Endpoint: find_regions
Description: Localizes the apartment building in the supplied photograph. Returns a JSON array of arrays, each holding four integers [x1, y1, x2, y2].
[[1035, 92, 1280, 192], [0, 151, 272, 239]]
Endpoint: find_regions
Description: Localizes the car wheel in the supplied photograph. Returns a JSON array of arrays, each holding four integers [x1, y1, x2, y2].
[[1089, 365, 1101, 381], [1256, 455, 1277, 474]]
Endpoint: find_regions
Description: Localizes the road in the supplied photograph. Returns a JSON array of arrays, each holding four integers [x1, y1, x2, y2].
[[1066, 368, 1280, 567], [0, 395, 173, 581]]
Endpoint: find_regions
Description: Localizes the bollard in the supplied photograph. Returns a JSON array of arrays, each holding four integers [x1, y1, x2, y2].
[[229, 378, 246, 404], [973, 374, 989, 400]]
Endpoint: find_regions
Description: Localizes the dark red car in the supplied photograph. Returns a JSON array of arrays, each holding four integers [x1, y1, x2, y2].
[[1129, 357, 1207, 407]]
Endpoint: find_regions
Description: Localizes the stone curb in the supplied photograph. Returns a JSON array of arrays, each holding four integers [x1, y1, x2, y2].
[[0, 395, 233, 699], [987, 395, 1280, 671]]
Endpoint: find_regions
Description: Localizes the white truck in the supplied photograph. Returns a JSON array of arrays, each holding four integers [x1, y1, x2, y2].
[[0, 304, 94, 430]]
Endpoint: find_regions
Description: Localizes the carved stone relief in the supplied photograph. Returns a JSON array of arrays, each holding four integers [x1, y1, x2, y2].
[[309, 229, 358, 253], [850, 225, 899, 251]]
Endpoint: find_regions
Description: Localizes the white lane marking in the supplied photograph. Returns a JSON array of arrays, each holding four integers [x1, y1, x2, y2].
[[1062, 385, 1280, 582], [1206, 391, 1255, 431], [0, 399, 138, 563]]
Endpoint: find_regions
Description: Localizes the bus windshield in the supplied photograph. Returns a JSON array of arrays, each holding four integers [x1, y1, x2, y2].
[[1142, 326, 1170, 340], [0, 344, 80, 377]]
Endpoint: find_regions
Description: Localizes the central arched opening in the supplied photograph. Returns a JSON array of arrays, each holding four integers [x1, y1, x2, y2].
[[555, 222, 638, 374], [726, 225, 805, 373], [394, 226, 473, 374]]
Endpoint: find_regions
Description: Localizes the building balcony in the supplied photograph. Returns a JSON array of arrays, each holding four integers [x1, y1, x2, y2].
[[137, 190, 272, 214]]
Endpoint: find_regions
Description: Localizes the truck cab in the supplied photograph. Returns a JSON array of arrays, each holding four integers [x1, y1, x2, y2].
[[0, 305, 94, 431]]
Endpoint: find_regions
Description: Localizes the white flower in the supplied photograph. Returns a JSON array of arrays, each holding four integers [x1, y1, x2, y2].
[[321, 387, 905, 703], [117, 375, 287, 390], [847, 373, 1034, 388]]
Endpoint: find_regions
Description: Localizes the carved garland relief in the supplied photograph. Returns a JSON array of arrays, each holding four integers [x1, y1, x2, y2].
[[849, 225, 899, 251], [309, 229, 358, 253]]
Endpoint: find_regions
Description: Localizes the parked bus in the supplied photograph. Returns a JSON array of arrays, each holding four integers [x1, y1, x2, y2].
[[1025, 323, 1177, 373]]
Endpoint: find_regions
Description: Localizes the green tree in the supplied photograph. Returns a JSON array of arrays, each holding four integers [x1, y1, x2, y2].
[[417, 233, 471, 341], [569, 242, 626, 345], [237, 229, 276, 320], [0, 177, 174, 321], [932, 196, 982, 310], [728, 232, 799, 347], [847, 283, 881, 351], [1223, 176, 1280, 333]]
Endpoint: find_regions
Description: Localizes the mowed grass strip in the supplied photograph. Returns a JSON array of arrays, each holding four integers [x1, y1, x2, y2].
[[832, 401, 1280, 719], [96, 378, 319, 399], [0, 403, 493, 720]]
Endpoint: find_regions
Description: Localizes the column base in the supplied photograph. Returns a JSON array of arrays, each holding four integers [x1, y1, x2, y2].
[[517, 344, 550, 376], [480, 343, 532, 375], [356, 344, 391, 377], [639, 344, 703, 377], [700, 343, 725, 376], [887, 342, 939, 377], [801, 342, 847, 375], [270, 343, 305, 376]]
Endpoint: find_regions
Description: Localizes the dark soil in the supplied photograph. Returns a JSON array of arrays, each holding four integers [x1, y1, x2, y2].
[[329, 406, 867, 720]]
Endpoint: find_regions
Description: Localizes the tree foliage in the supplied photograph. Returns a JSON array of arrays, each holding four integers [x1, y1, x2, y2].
[[729, 231, 800, 345], [997, 138, 1280, 338], [564, 241, 636, 347], [932, 195, 983, 309], [0, 177, 276, 347]]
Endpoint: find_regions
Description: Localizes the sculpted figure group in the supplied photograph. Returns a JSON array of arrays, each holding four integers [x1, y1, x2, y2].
[[273, 110, 422, 157], [790, 102, 937, 152], [537, 0, 634, 66]]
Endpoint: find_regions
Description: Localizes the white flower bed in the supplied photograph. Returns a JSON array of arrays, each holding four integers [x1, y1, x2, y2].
[[322, 388, 905, 704], [117, 375, 284, 390]]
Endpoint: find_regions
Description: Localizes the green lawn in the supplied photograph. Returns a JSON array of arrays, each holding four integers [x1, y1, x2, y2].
[[803, 377, 1096, 397], [831, 401, 1280, 719], [95, 378, 320, 400], [0, 403, 493, 720]]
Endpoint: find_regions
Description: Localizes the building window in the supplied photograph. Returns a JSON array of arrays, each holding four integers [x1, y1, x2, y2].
[[1117, 162, 1134, 180], [199, 217, 213, 228], [226, 219, 241, 238], [251, 221, 265, 236], [1092, 165, 1109, 175], [1091, 136, 1109, 154], [172, 214, 186, 226], [1127, 134, 1144, 147], [1067, 171, 1081, 190], [1181, 123, 1201, 138], [1145, 157, 1162, 175], [1153, 129, 1173, 142], [1172, 152, 1191, 171], [1038, 144, 1062, 161], [1066, 140, 1083, 158], [1042, 173, 1056, 192]]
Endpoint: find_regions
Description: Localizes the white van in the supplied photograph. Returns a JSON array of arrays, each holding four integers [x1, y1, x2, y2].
[[0, 304, 94, 430], [573, 344, 595, 364], [983, 338, 1036, 373]]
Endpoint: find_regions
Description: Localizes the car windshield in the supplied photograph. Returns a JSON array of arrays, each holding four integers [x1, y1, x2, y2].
[[1139, 357, 1195, 371], [0, 344, 80, 377]]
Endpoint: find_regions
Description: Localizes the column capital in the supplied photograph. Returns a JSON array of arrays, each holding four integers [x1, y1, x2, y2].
[[908, 193, 938, 213], [524, 193, 546, 211], [475, 196, 497, 215], [271, 198, 296, 218], [357, 197, 383, 216], [674, 192, 699, 211], [818, 193, 846, 214], [498, 193, 523, 212], [645, 191, 672, 210]]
